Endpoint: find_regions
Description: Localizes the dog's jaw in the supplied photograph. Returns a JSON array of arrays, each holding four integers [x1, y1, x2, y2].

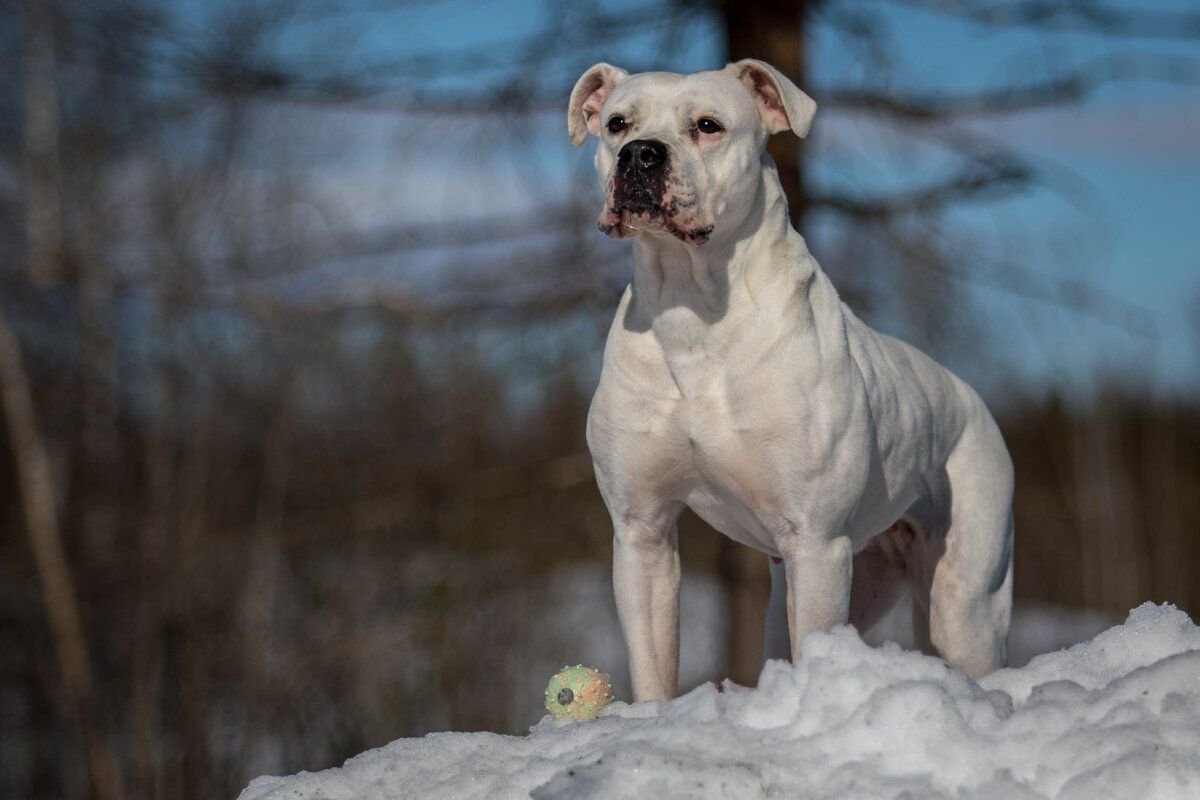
[[597, 178, 715, 245]]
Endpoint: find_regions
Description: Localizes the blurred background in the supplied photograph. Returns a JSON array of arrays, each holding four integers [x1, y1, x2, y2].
[[1, 0, 1198, 797]]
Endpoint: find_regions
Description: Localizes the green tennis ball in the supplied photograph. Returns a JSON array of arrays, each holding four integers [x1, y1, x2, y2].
[[545, 665, 613, 720]]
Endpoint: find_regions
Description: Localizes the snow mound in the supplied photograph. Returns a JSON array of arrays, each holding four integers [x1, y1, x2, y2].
[[239, 603, 1200, 800]]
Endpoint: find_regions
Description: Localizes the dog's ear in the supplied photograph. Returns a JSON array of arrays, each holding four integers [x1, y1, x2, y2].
[[726, 59, 816, 139], [568, 63, 629, 146]]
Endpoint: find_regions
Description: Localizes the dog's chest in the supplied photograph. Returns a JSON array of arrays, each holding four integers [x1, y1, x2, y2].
[[670, 388, 794, 551], [594, 310, 807, 551], [648, 305, 732, 398]]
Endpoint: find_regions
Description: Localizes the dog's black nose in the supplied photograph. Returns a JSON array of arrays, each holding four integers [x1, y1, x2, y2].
[[618, 139, 667, 173]]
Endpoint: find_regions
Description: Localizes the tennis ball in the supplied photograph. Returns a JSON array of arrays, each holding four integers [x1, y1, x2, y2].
[[544, 665, 613, 720]]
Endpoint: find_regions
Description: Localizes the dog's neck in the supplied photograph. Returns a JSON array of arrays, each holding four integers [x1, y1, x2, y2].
[[627, 154, 813, 324]]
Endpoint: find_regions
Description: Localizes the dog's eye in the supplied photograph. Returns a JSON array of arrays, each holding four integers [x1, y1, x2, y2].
[[607, 115, 627, 134], [696, 117, 723, 135]]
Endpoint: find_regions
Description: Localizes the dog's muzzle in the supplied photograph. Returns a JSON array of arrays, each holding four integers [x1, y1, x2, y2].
[[614, 139, 668, 213]]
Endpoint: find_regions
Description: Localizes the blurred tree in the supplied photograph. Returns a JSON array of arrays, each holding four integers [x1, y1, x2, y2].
[[20, 0, 62, 284], [1, 2, 1198, 799], [0, 297, 121, 800]]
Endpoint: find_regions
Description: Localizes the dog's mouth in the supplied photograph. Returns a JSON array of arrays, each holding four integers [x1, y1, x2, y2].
[[615, 183, 660, 216], [597, 179, 714, 246]]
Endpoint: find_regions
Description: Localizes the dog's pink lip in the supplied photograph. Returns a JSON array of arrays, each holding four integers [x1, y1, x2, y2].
[[596, 206, 625, 237], [597, 206, 713, 245], [673, 221, 714, 245]]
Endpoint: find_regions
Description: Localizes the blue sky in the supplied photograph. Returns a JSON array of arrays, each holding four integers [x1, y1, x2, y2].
[[187, 0, 1199, 399], [803, 1, 1200, 397], [894, 4, 1195, 397]]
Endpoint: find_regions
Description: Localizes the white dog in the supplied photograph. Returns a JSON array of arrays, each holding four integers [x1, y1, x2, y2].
[[569, 59, 1014, 701]]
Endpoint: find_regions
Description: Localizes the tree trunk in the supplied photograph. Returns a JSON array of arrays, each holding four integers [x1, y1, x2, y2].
[[78, 71, 121, 568], [717, 537, 770, 686], [718, 1, 811, 685], [722, 0, 811, 230], [21, 0, 64, 283], [0, 296, 125, 800]]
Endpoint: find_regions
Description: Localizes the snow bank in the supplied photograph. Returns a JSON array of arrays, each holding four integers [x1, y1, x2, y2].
[[239, 603, 1200, 800], [523, 565, 1116, 730]]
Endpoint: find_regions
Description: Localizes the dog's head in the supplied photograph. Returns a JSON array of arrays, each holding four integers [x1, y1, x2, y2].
[[568, 59, 815, 246]]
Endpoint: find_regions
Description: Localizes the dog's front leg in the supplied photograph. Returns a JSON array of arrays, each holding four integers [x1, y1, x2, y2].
[[780, 535, 853, 662], [613, 516, 681, 702]]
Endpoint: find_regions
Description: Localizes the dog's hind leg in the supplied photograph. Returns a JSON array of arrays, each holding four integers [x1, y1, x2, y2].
[[926, 419, 1014, 679]]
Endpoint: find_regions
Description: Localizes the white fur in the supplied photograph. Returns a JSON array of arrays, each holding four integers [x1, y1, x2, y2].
[[570, 60, 1014, 701]]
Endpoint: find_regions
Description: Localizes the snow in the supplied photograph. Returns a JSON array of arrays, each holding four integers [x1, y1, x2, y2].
[[526, 565, 1117, 728], [239, 602, 1200, 800]]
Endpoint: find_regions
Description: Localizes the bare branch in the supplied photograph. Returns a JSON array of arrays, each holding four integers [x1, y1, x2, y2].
[[225, 278, 621, 326], [822, 53, 1200, 120], [888, 0, 1200, 40], [167, 2, 703, 105], [810, 161, 1033, 219], [876, 224, 1157, 337]]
